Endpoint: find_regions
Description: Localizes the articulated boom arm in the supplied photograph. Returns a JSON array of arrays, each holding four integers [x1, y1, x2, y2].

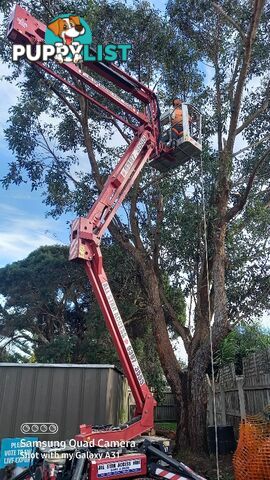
[[8, 5, 159, 441], [70, 131, 157, 442]]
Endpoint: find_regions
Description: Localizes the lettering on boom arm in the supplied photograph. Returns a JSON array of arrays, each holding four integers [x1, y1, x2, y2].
[[102, 282, 145, 386], [121, 134, 148, 178]]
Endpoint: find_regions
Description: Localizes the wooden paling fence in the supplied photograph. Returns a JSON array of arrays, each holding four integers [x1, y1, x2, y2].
[[128, 349, 270, 430], [207, 348, 270, 436], [154, 392, 177, 422], [129, 391, 177, 422]]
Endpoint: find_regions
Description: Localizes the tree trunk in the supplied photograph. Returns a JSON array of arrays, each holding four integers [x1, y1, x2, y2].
[[188, 345, 210, 451], [140, 258, 190, 448], [174, 371, 189, 452]]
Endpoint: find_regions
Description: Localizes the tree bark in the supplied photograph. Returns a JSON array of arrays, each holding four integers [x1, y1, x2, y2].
[[140, 257, 190, 448], [188, 347, 209, 451]]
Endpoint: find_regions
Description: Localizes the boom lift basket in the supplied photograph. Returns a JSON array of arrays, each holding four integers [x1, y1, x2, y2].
[[149, 103, 202, 173]]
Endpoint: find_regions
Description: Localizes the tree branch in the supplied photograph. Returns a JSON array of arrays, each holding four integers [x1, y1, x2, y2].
[[233, 133, 270, 157], [37, 125, 81, 187], [138, 169, 178, 194], [153, 193, 164, 273], [226, 146, 270, 221], [130, 176, 145, 251], [159, 287, 192, 352], [111, 119, 131, 144], [31, 64, 82, 123], [227, 51, 243, 108], [212, 2, 246, 41], [109, 221, 137, 257], [226, 0, 266, 152], [0, 334, 34, 355], [94, 111, 131, 144], [213, 34, 223, 152], [235, 80, 270, 136], [79, 96, 104, 191]]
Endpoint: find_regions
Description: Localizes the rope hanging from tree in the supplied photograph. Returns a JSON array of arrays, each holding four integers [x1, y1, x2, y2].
[[200, 152, 220, 480]]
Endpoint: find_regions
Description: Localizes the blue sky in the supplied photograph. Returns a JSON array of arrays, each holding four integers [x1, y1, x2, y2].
[[0, 63, 72, 267]]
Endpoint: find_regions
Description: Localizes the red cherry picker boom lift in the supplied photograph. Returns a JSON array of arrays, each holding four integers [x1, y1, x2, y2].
[[7, 5, 204, 480]]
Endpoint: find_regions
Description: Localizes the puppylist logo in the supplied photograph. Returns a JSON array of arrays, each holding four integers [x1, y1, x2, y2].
[[12, 14, 132, 63]]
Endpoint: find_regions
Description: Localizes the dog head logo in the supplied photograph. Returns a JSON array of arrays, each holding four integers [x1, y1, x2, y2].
[[48, 16, 86, 45], [45, 14, 92, 63]]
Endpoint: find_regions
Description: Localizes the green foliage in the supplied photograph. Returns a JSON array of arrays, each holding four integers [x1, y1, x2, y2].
[[0, 243, 168, 394], [217, 322, 270, 372], [0, 244, 109, 363], [162, 275, 186, 327], [132, 325, 167, 402]]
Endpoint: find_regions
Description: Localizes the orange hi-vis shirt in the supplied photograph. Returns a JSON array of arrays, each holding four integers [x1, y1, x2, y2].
[[171, 106, 183, 126]]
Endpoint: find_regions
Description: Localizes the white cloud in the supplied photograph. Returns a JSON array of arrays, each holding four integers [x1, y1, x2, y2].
[[0, 203, 65, 266], [0, 231, 56, 257]]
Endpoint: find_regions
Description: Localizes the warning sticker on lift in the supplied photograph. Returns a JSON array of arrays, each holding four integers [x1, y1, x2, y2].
[[102, 281, 145, 386], [97, 459, 142, 478]]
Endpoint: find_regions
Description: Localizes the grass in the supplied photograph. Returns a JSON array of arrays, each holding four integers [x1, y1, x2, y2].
[[154, 421, 177, 432]]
